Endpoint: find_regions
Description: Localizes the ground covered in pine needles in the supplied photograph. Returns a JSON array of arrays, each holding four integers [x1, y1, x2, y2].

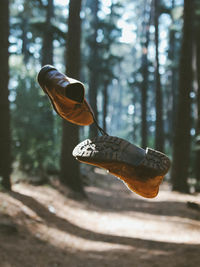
[[1, 167, 200, 267]]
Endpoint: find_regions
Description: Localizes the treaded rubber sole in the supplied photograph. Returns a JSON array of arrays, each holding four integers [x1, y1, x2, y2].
[[72, 136, 171, 177], [140, 147, 171, 176]]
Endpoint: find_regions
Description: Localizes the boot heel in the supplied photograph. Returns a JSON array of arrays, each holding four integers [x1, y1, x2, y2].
[[141, 148, 171, 176]]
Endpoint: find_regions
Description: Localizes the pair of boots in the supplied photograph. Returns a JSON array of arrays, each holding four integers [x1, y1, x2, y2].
[[37, 65, 170, 198]]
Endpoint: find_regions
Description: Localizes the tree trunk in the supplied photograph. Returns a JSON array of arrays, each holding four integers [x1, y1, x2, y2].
[[60, 0, 85, 195], [102, 80, 109, 132], [154, 0, 164, 152], [21, 2, 30, 64], [168, 0, 177, 143], [195, 23, 200, 182], [41, 0, 54, 129], [0, 0, 12, 190], [41, 0, 54, 178], [42, 0, 54, 66], [88, 0, 99, 138], [141, 0, 152, 148], [22, 18, 29, 64], [171, 0, 194, 193]]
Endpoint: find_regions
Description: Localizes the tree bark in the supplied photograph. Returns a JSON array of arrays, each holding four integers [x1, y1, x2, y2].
[[171, 0, 194, 192], [22, 18, 29, 64], [102, 80, 109, 132], [21, 2, 30, 64], [41, 0, 54, 178], [88, 0, 99, 138], [154, 0, 164, 152], [41, 0, 54, 129], [141, 0, 152, 148], [42, 0, 54, 66], [168, 0, 177, 142], [60, 0, 85, 195], [195, 22, 200, 182], [0, 0, 12, 190]]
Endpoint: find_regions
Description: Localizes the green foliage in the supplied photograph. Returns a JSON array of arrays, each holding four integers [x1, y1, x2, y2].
[[11, 66, 61, 176]]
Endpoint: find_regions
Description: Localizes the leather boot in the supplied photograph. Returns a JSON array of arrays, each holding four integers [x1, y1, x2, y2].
[[37, 65, 94, 126], [72, 136, 171, 198]]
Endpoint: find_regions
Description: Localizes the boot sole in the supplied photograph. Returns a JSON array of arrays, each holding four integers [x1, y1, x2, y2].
[[72, 136, 171, 177]]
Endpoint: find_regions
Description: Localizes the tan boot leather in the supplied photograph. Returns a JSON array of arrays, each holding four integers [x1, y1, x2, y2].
[[37, 65, 94, 126], [72, 136, 171, 198]]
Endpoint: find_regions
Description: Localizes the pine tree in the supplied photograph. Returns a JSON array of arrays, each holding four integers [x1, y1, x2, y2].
[[0, 0, 12, 190], [141, 0, 152, 148], [42, 0, 54, 65], [168, 0, 177, 140], [171, 0, 194, 192], [88, 0, 100, 138], [154, 0, 164, 152], [195, 1, 200, 184], [60, 0, 85, 196], [40, 0, 55, 179]]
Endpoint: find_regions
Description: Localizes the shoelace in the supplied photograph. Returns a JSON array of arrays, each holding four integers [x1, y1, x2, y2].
[[84, 99, 109, 136], [90, 111, 109, 136]]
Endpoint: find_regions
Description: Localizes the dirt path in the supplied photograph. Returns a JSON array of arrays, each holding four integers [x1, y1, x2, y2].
[[1, 168, 200, 267]]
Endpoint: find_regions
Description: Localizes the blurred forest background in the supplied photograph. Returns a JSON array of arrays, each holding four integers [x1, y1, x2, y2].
[[0, 0, 200, 196]]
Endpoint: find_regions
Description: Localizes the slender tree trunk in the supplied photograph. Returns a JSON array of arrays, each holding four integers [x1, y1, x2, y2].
[[21, 2, 30, 64], [141, 0, 152, 148], [168, 0, 177, 142], [154, 0, 164, 152], [22, 18, 29, 64], [41, 0, 54, 177], [42, 0, 54, 66], [0, 0, 12, 190], [88, 0, 99, 138], [60, 0, 85, 195], [141, 50, 148, 149], [117, 65, 123, 132], [102, 80, 109, 132], [195, 25, 200, 182], [171, 0, 194, 193], [41, 0, 54, 129]]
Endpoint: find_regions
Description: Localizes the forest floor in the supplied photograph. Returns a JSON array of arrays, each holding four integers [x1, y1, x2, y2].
[[1, 167, 200, 267]]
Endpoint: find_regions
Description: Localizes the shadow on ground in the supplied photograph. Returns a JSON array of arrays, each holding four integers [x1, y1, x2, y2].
[[86, 189, 200, 221], [0, 188, 199, 267], [1, 168, 200, 267]]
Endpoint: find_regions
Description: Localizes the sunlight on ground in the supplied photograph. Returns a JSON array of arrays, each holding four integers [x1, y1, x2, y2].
[[1, 178, 200, 267], [12, 182, 200, 247]]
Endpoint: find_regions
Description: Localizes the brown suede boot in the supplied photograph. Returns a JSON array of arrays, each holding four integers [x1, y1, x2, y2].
[[72, 136, 171, 198], [37, 65, 94, 126]]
